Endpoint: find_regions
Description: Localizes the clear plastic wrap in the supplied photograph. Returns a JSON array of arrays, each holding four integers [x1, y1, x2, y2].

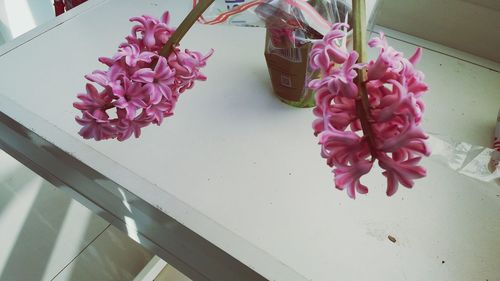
[[197, 0, 348, 36], [194, 0, 353, 107], [428, 134, 500, 183]]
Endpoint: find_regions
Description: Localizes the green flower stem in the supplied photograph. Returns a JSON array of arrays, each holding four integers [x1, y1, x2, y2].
[[159, 0, 215, 58], [353, 0, 376, 157]]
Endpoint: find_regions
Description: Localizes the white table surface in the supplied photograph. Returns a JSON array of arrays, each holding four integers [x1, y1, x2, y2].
[[0, 0, 499, 280]]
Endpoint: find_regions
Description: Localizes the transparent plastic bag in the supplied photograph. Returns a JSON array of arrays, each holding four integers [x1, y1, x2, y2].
[[197, 0, 347, 36], [194, 0, 353, 107], [428, 133, 500, 183]]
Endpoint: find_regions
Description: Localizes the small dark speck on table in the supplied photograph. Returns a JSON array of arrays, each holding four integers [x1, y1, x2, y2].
[[288, 172, 292, 175], [442, 260, 445, 264], [388, 235, 396, 243]]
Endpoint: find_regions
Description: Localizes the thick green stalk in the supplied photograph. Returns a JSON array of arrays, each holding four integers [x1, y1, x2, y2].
[[352, 0, 376, 155], [353, 0, 367, 63], [159, 0, 215, 58]]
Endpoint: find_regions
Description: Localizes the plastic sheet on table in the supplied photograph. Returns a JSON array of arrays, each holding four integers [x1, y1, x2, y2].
[[428, 133, 500, 184]]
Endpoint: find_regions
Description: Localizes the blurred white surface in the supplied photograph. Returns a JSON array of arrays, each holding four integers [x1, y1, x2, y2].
[[0, 0, 54, 44], [0, 150, 153, 281], [52, 225, 152, 281]]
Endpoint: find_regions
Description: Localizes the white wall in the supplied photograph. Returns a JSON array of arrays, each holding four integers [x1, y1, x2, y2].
[[375, 0, 500, 63]]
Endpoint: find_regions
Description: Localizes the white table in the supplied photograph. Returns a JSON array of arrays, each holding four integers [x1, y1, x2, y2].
[[0, 1, 499, 280]]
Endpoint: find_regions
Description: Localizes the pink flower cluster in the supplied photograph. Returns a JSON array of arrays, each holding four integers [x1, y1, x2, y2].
[[309, 23, 430, 198], [268, 27, 295, 47], [74, 12, 213, 141]]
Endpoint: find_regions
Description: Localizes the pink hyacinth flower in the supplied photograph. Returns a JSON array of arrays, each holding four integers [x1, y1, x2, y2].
[[309, 51, 360, 99], [268, 28, 295, 47], [309, 23, 349, 72], [73, 83, 112, 114], [310, 26, 429, 199], [130, 12, 174, 50], [112, 77, 148, 120], [114, 43, 155, 67], [131, 56, 175, 104], [145, 97, 175, 125], [74, 11, 213, 141], [76, 110, 116, 141], [168, 48, 214, 93], [115, 110, 151, 141]]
